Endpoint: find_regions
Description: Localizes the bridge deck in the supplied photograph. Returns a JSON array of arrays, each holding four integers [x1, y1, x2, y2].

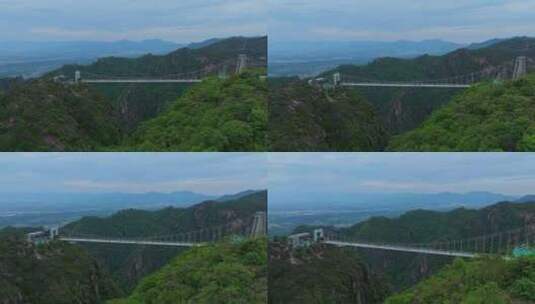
[[82, 79, 202, 84], [340, 82, 471, 89], [60, 237, 200, 247], [325, 241, 476, 258]]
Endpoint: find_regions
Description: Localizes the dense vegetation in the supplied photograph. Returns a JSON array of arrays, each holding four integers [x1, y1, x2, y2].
[[268, 38, 535, 151], [49, 36, 267, 133], [121, 70, 267, 151], [62, 191, 267, 291], [292, 201, 535, 293], [0, 37, 268, 151], [324, 37, 535, 136], [339, 201, 535, 290], [269, 240, 388, 303], [388, 74, 535, 151], [386, 256, 535, 304], [0, 228, 122, 304], [268, 78, 387, 151], [52, 37, 267, 79], [0, 80, 120, 151], [108, 237, 267, 304]]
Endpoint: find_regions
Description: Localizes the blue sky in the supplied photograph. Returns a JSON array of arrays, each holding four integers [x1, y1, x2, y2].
[[0, 153, 267, 195], [269, 153, 535, 196], [269, 0, 535, 43], [0, 0, 266, 42]]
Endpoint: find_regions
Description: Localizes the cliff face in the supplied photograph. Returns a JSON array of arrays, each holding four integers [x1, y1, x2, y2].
[[0, 231, 122, 304], [268, 241, 388, 304], [269, 78, 388, 151]]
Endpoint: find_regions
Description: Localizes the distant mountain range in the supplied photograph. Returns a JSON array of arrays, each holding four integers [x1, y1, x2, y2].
[[269, 39, 465, 77], [269, 191, 519, 212], [270, 39, 464, 63], [0, 189, 267, 214], [0, 38, 223, 78]]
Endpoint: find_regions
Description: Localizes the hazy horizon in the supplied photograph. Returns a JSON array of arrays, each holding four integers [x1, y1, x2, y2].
[[0, 153, 267, 196], [0, 0, 266, 43], [269, 0, 535, 43], [269, 153, 535, 208]]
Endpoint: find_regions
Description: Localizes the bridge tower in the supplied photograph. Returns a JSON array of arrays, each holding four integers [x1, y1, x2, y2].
[[236, 54, 248, 74], [313, 229, 324, 242], [74, 70, 81, 84], [333, 73, 341, 86], [50, 226, 59, 239], [513, 56, 527, 80]]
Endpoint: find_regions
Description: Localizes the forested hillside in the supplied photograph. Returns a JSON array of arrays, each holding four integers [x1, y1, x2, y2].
[[121, 70, 267, 151], [388, 74, 535, 151], [0, 80, 120, 151], [109, 237, 267, 304], [48, 36, 267, 132], [324, 37, 535, 135], [268, 240, 388, 303], [292, 200, 535, 295], [269, 37, 535, 151], [0, 228, 122, 304], [0, 37, 268, 151], [62, 191, 267, 290], [339, 201, 535, 290], [51, 36, 267, 79], [268, 78, 387, 151], [386, 257, 535, 303]]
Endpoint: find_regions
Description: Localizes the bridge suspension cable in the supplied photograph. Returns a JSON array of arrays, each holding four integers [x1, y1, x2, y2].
[[70, 55, 252, 84], [322, 223, 535, 258], [329, 56, 531, 89], [57, 212, 267, 247]]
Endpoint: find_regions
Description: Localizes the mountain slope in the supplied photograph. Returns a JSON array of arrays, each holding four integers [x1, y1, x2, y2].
[[51, 36, 267, 79], [0, 229, 122, 304], [324, 36, 535, 136], [109, 237, 267, 304], [268, 78, 387, 151], [120, 71, 267, 151], [335, 201, 535, 291], [269, 241, 388, 304], [50, 36, 267, 133], [386, 257, 535, 304], [388, 74, 535, 151], [0, 37, 268, 151], [0, 80, 120, 151], [61, 191, 267, 290]]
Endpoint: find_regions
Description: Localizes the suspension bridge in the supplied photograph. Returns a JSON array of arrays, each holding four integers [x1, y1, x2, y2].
[[329, 56, 532, 89], [29, 212, 267, 248], [58, 54, 252, 85], [316, 223, 535, 258]]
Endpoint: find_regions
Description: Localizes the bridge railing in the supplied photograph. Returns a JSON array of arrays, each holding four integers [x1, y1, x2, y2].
[[59, 213, 267, 246], [332, 56, 532, 88], [323, 224, 535, 257]]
